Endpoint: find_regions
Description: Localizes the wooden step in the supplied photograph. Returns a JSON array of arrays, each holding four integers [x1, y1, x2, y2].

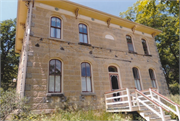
[[149, 115, 171, 121]]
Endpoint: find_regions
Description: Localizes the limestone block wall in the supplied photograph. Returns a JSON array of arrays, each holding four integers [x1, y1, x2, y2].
[[22, 6, 168, 111]]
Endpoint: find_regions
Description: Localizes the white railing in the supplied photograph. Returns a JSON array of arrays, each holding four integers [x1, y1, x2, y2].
[[135, 89, 169, 121], [104, 88, 135, 112], [149, 88, 180, 119]]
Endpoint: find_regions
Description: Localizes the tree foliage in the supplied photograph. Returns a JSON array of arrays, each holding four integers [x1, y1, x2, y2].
[[0, 19, 19, 90], [120, 0, 179, 93]]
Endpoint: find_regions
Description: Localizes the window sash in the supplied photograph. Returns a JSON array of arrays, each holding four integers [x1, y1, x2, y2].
[[81, 77, 92, 92], [81, 62, 92, 92], [142, 40, 149, 55], [128, 43, 134, 52], [79, 24, 88, 43], [135, 79, 142, 90], [151, 80, 156, 88], [50, 17, 61, 39], [49, 60, 61, 93]]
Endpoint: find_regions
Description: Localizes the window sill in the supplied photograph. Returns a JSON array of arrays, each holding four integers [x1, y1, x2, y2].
[[144, 54, 152, 57], [48, 37, 64, 41], [78, 42, 91, 46], [46, 93, 64, 97], [128, 51, 137, 54], [81, 92, 96, 96]]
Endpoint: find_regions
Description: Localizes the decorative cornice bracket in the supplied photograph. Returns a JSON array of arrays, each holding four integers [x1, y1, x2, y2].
[[107, 18, 111, 28], [131, 25, 137, 34], [75, 8, 79, 19], [152, 32, 156, 38]]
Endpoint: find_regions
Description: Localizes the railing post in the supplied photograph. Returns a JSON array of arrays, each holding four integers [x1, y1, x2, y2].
[[175, 105, 180, 120], [149, 88, 153, 100], [104, 94, 108, 111], [126, 88, 132, 111], [135, 90, 140, 110], [159, 107, 165, 121]]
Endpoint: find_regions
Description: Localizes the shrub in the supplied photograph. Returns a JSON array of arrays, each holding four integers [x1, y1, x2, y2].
[[166, 94, 180, 120], [0, 88, 30, 121], [169, 83, 180, 95]]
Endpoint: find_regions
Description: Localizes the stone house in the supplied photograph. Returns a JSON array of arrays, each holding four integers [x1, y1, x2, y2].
[[15, 0, 169, 112]]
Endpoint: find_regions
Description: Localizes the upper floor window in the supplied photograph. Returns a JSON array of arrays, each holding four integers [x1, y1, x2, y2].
[[50, 17, 61, 39], [49, 59, 62, 93], [132, 67, 142, 90], [79, 24, 88, 43], [142, 39, 149, 55], [108, 66, 118, 72], [149, 69, 156, 88], [126, 35, 134, 52], [81, 62, 92, 92]]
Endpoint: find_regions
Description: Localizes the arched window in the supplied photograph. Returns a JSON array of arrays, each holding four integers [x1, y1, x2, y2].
[[81, 62, 92, 92], [108, 66, 118, 72], [142, 39, 149, 55], [79, 24, 88, 43], [149, 69, 156, 88], [132, 67, 142, 90], [50, 17, 61, 39], [49, 59, 62, 93], [126, 35, 134, 52]]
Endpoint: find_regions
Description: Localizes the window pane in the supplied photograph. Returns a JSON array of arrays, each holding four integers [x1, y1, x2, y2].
[[149, 69, 155, 80], [56, 29, 61, 39], [152, 81, 156, 88], [51, 28, 55, 38], [111, 76, 119, 90], [55, 60, 61, 75], [133, 68, 139, 79], [108, 66, 117, 72], [51, 18, 56, 26], [50, 60, 55, 75], [87, 77, 91, 92], [81, 63, 86, 76], [142, 39, 148, 55], [79, 24, 83, 33], [79, 33, 83, 43], [57, 19, 61, 28], [81, 77, 86, 91], [83, 35, 88, 43], [137, 80, 141, 90], [128, 43, 134, 52], [49, 76, 54, 92], [55, 76, 61, 92], [135, 80, 138, 90], [83, 25, 87, 33], [86, 63, 91, 76]]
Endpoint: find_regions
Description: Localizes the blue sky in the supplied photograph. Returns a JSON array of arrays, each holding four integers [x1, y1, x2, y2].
[[0, 0, 137, 22]]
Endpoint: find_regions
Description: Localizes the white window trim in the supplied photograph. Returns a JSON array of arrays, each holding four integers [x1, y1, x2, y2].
[[49, 16, 64, 41], [80, 62, 94, 93]]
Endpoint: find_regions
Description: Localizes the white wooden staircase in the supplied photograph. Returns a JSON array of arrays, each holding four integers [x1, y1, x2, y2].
[[104, 88, 180, 121]]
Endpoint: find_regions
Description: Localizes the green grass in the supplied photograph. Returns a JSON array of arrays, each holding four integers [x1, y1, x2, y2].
[[15, 109, 133, 121]]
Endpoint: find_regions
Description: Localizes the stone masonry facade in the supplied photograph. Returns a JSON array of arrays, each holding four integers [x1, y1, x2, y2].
[[17, 4, 169, 112]]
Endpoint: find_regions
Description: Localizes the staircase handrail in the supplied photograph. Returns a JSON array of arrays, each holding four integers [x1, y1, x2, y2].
[[135, 89, 169, 112], [150, 88, 180, 107]]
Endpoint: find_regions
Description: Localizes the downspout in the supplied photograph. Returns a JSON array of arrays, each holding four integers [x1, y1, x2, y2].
[[20, 1, 33, 98]]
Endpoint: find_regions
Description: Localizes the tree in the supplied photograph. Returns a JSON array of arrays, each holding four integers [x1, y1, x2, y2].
[[0, 19, 19, 90], [120, 0, 179, 94]]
